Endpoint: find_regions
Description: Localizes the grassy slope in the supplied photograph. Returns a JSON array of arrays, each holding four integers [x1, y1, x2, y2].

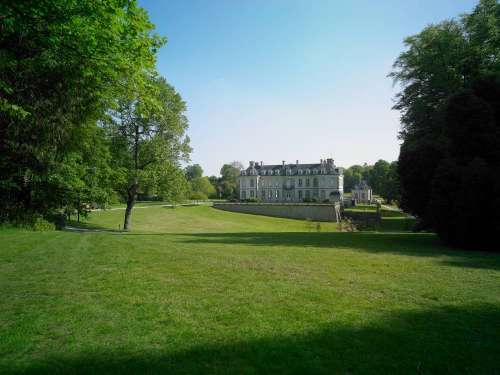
[[0, 206, 499, 374]]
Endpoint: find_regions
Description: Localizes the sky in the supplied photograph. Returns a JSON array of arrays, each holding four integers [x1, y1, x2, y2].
[[139, 0, 479, 176]]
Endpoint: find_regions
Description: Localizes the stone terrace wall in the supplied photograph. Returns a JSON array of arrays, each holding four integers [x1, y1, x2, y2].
[[213, 203, 338, 222]]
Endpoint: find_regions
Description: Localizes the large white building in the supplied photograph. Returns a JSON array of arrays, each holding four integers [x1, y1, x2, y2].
[[239, 159, 343, 202]]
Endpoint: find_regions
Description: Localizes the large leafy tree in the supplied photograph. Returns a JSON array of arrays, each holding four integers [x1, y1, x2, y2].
[[0, 0, 162, 219], [184, 164, 204, 181], [106, 75, 191, 230], [391, 0, 500, 249]]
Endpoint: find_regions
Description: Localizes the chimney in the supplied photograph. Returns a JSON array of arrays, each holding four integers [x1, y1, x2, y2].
[[320, 159, 323, 164], [282, 160, 286, 167], [250, 161, 254, 167], [296, 160, 299, 165], [260, 161, 263, 166]]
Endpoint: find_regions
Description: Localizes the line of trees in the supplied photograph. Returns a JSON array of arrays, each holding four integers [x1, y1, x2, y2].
[[343, 160, 400, 204], [184, 162, 243, 200], [0, 0, 191, 230], [391, 0, 499, 250]]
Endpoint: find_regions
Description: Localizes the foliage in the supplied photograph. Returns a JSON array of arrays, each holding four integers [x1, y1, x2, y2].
[[391, 0, 500, 249], [190, 191, 208, 200], [190, 177, 216, 198], [105, 74, 191, 229], [209, 162, 243, 199], [0, 0, 163, 220], [31, 217, 56, 232], [184, 164, 203, 181]]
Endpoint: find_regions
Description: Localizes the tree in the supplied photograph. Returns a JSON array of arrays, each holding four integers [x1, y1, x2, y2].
[[391, 0, 500, 249], [0, 0, 163, 220], [219, 162, 242, 199], [190, 177, 216, 199], [367, 160, 391, 196], [106, 75, 191, 230], [381, 161, 400, 205], [184, 164, 203, 181]]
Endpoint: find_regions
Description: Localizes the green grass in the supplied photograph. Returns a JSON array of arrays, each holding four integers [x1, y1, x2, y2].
[[1, 206, 499, 374]]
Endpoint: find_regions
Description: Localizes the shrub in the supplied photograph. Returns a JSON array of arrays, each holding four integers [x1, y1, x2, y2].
[[32, 217, 56, 231], [245, 198, 258, 203], [190, 192, 208, 200], [303, 198, 312, 203]]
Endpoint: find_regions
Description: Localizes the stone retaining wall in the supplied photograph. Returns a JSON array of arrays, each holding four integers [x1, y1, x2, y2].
[[213, 203, 338, 222]]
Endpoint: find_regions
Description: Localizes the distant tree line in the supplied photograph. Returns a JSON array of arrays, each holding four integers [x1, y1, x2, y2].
[[391, 0, 499, 250], [0, 0, 191, 230], [184, 162, 243, 200], [343, 160, 400, 204]]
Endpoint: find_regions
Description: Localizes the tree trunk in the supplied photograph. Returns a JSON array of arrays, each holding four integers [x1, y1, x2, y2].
[[123, 184, 137, 231]]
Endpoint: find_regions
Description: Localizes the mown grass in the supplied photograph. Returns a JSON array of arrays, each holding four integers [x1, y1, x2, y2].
[[1, 206, 499, 374]]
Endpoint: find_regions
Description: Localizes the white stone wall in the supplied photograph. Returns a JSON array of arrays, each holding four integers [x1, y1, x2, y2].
[[238, 173, 343, 202]]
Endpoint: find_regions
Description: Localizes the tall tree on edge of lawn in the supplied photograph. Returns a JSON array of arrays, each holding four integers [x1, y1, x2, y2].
[[106, 75, 191, 230]]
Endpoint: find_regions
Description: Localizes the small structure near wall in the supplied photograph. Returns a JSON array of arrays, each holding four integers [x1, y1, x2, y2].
[[352, 180, 372, 203]]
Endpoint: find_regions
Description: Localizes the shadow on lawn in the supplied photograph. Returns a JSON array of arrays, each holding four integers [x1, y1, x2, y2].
[[173, 232, 500, 270], [8, 304, 500, 374]]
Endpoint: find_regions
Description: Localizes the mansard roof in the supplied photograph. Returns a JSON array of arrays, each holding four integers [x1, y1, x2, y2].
[[242, 160, 343, 176]]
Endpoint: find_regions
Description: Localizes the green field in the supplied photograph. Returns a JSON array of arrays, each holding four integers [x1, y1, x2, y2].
[[1, 206, 499, 374]]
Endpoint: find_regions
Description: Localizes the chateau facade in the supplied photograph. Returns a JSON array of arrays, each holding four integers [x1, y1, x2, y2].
[[239, 159, 344, 202]]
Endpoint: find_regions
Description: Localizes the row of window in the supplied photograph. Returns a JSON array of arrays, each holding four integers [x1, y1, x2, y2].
[[242, 177, 339, 188], [242, 168, 340, 176], [241, 190, 329, 200]]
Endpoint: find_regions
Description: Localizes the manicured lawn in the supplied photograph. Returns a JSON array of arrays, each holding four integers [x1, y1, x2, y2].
[[1, 206, 499, 374]]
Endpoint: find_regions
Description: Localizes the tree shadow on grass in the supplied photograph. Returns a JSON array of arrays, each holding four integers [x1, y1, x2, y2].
[[172, 232, 500, 270], [7, 304, 499, 374]]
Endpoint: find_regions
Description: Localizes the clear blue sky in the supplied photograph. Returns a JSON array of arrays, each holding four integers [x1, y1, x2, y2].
[[139, 0, 478, 176]]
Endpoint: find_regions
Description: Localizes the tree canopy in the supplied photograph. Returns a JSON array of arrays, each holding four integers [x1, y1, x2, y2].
[[391, 0, 500, 249], [0, 0, 191, 228]]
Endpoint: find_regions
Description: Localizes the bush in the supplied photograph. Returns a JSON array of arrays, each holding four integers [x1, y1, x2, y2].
[[32, 217, 56, 231], [245, 198, 258, 203], [190, 192, 208, 200], [303, 198, 312, 203]]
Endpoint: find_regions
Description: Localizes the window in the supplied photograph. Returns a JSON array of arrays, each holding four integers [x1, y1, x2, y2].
[[313, 190, 319, 197], [250, 190, 255, 198], [298, 169, 303, 175], [298, 179, 302, 187], [276, 190, 280, 199], [320, 190, 325, 199], [268, 190, 272, 199], [262, 190, 265, 198], [313, 177, 318, 187], [250, 179, 255, 187], [305, 190, 310, 199], [299, 190, 303, 199], [306, 169, 310, 174], [242, 191, 247, 199], [306, 178, 310, 187]]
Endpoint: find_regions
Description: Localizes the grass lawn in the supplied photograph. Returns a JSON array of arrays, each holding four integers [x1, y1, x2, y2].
[[1, 206, 499, 374]]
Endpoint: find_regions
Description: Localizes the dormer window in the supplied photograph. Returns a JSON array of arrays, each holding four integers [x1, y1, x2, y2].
[[269, 170, 273, 175], [298, 169, 303, 175], [262, 170, 266, 175], [306, 169, 310, 175]]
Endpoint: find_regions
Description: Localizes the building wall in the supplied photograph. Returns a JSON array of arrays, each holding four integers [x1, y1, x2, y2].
[[213, 202, 339, 222], [239, 174, 343, 202]]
